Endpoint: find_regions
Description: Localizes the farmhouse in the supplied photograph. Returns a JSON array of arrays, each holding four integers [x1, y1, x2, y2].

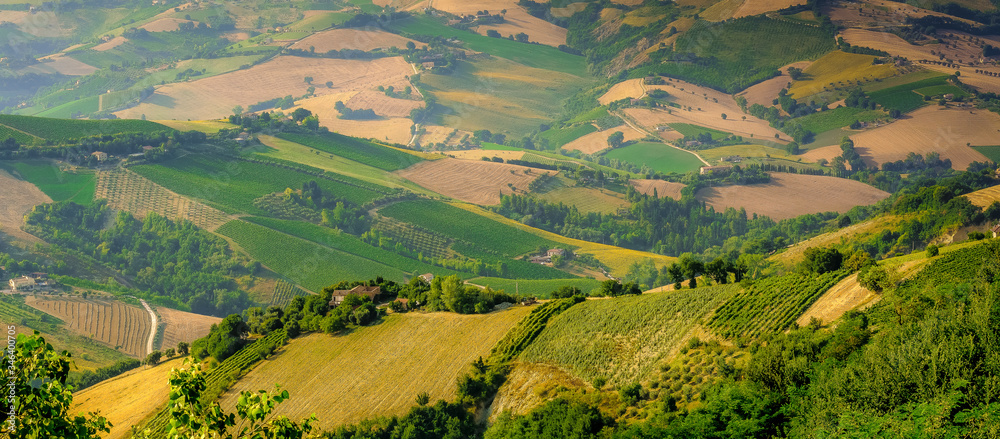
[[91, 151, 108, 161], [992, 223, 1000, 238], [547, 248, 566, 257], [700, 165, 733, 175], [9, 276, 37, 291], [329, 285, 381, 306], [418, 273, 435, 283]]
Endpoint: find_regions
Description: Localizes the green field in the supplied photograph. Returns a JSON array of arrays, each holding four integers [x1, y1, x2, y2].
[[389, 15, 588, 76], [913, 84, 969, 99], [34, 97, 101, 120], [538, 124, 598, 148], [973, 146, 1000, 164], [244, 217, 464, 278], [794, 107, 886, 134], [603, 142, 704, 174], [217, 220, 407, 291], [868, 75, 951, 113], [470, 277, 603, 298], [668, 123, 732, 141], [0, 161, 96, 204], [276, 132, 422, 171], [132, 154, 385, 215], [481, 142, 522, 151], [567, 106, 610, 124], [520, 285, 738, 385], [0, 115, 169, 142], [288, 12, 352, 31]]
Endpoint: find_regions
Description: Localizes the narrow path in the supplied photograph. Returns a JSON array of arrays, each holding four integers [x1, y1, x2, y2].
[[614, 109, 712, 166], [139, 299, 157, 356]]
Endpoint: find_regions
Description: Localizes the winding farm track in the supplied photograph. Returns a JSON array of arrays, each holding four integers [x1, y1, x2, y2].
[[139, 299, 157, 356]]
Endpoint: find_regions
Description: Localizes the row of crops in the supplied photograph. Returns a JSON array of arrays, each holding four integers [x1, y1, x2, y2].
[[905, 240, 999, 290], [276, 132, 423, 171], [371, 217, 454, 260], [707, 270, 849, 339], [521, 285, 737, 386], [140, 329, 290, 436], [269, 279, 310, 308], [0, 114, 169, 142], [488, 298, 580, 365]]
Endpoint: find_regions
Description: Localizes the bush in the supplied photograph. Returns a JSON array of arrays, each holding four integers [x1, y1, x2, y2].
[[926, 244, 940, 257]]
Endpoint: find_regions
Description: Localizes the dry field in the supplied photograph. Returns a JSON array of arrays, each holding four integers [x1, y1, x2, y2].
[[443, 149, 526, 161], [140, 18, 195, 32], [537, 186, 629, 214], [415, 125, 471, 147], [562, 125, 645, 154], [24, 296, 151, 358], [72, 357, 187, 439], [424, 0, 568, 47], [630, 179, 686, 200], [157, 307, 220, 351], [0, 169, 52, 242], [290, 29, 425, 52], [1, 10, 64, 37], [964, 184, 1000, 209], [116, 56, 414, 121], [800, 107, 994, 171], [345, 89, 424, 118], [27, 54, 99, 76], [93, 36, 127, 51], [699, 0, 743, 21], [839, 28, 986, 67], [733, 0, 808, 18], [738, 62, 810, 108], [218, 308, 534, 430], [695, 172, 890, 221], [795, 273, 879, 326], [94, 167, 232, 231], [769, 215, 909, 266], [599, 78, 645, 105], [830, 0, 980, 29], [551, 2, 588, 18], [488, 362, 589, 422], [787, 50, 897, 100], [396, 158, 549, 205]]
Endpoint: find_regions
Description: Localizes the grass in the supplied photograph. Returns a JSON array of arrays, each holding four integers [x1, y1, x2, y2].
[[244, 217, 464, 278], [469, 277, 603, 298], [520, 285, 738, 386], [538, 124, 598, 148], [217, 308, 535, 430], [913, 84, 969, 99], [567, 106, 610, 124], [34, 96, 101, 120], [787, 51, 898, 100], [481, 142, 522, 151], [390, 14, 588, 77], [535, 176, 628, 214], [288, 12, 352, 31], [793, 107, 887, 135], [868, 75, 951, 113], [131, 154, 384, 215], [0, 115, 169, 142], [0, 161, 96, 204], [603, 142, 705, 174], [668, 123, 732, 141], [217, 220, 408, 291], [972, 146, 1000, 164], [276, 132, 423, 171]]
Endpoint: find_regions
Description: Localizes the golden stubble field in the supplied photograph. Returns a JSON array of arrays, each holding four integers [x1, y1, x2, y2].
[[24, 296, 151, 358], [629, 179, 686, 200], [290, 29, 426, 52], [139, 18, 196, 32], [0, 168, 52, 242], [424, 0, 568, 47], [964, 184, 1000, 209], [157, 306, 220, 351], [738, 61, 811, 108], [800, 107, 994, 171], [72, 357, 187, 439], [695, 172, 890, 221], [395, 158, 550, 205], [562, 125, 645, 154], [116, 56, 414, 121], [218, 308, 534, 430], [732, 0, 808, 18], [795, 273, 879, 326]]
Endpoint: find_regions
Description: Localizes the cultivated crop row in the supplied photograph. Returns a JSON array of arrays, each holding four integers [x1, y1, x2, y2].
[[25, 297, 150, 357], [707, 270, 849, 339], [0, 114, 168, 142], [276, 132, 422, 171], [270, 280, 309, 308], [95, 167, 231, 231], [371, 217, 453, 259], [489, 298, 578, 365]]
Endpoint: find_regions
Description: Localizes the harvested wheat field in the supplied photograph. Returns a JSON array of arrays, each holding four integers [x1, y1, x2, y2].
[[599, 78, 646, 105], [965, 184, 1000, 209], [796, 273, 879, 326], [93, 36, 127, 52], [695, 172, 890, 221], [396, 158, 550, 204], [700, 0, 743, 21], [738, 62, 809, 108], [140, 18, 196, 32], [489, 362, 589, 422], [769, 215, 909, 266], [72, 357, 187, 439], [218, 308, 534, 430], [158, 307, 221, 350], [630, 179, 685, 200], [290, 29, 425, 52], [0, 169, 52, 242], [839, 29, 983, 65], [24, 296, 151, 358], [416, 125, 471, 147], [289, 94, 415, 144], [116, 56, 414, 121], [552, 2, 588, 17], [476, 11, 568, 47], [28, 54, 99, 76], [444, 149, 526, 161], [345, 89, 424, 118], [788, 51, 897, 100], [733, 0, 808, 18], [801, 107, 994, 171], [94, 167, 232, 231], [562, 126, 645, 154]]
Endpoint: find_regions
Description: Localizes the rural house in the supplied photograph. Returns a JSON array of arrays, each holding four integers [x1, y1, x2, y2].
[[699, 165, 732, 175], [329, 285, 381, 306], [9, 276, 37, 291], [91, 151, 108, 161], [547, 248, 566, 257], [418, 273, 435, 283], [992, 223, 1000, 238]]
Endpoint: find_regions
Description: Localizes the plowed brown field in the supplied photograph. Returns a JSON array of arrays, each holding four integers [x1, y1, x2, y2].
[[396, 158, 551, 204], [630, 179, 685, 200], [158, 307, 220, 351], [25, 296, 151, 358], [290, 29, 425, 52]]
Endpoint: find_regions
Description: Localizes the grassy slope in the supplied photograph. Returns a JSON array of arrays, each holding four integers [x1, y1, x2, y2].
[[603, 142, 705, 174], [520, 285, 737, 386], [217, 308, 535, 430], [0, 160, 96, 204], [469, 277, 603, 298], [0, 115, 169, 141]]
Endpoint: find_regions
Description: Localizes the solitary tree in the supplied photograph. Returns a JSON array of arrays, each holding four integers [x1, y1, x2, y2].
[[145, 350, 162, 366], [177, 341, 189, 356], [304, 76, 313, 84], [721, 113, 727, 120], [607, 131, 625, 148]]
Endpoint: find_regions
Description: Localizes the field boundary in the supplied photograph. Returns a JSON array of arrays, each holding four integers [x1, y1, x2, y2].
[[614, 110, 711, 166]]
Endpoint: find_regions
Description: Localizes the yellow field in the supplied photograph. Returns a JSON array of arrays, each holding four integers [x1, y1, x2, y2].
[[697, 143, 793, 164], [699, 0, 743, 21], [630, 179, 686, 200], [396, 158, 548, 205], [448, 202, 677, 276], [738, 61, 809, 108], [153, 119, 234, 133], [795, 273, 878, 326], [768, 214, 912, 266], [964, 184, 1000, 208], [290, 29, 425, 53], [599, 78, 645, 105], [443, 149, 526, 161], [537, 185, 629, 214], [218, 308, 534, 430], [788, 51, 898, 100], [551, 2, 588, 17], [72, 357, 187, 439], [489, 362, 589, 422], [733, 0, 807, 18], [562, 125, 645, 154]]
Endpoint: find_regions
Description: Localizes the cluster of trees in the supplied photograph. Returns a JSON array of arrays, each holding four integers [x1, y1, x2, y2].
[[419, 275, 519, 314], [881, 151, 953, 173], [335, 101, 379, 120], [24, 202, 257, 316], [831, 136, 867, 175]]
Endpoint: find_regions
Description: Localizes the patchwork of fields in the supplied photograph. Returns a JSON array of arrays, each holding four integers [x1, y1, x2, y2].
[[396, 158, 550, 205], [95, 167, 232, 231], [25, 296, 151, 358]]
